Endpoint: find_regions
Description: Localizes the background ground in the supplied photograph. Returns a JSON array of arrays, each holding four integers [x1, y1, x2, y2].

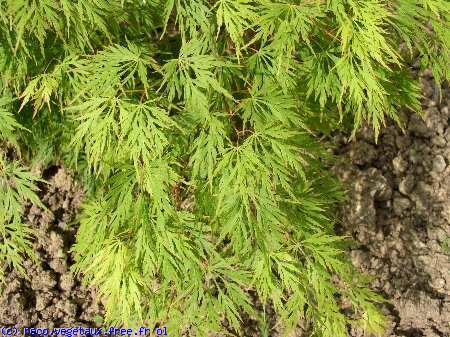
[[333, 70, 450, 337]]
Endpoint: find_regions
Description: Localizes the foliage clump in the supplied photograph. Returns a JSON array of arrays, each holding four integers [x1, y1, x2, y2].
[[0, 1, 448, 336]]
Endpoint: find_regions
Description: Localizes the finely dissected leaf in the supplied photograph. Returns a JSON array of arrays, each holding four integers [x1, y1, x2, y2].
[[0, 154, 45, 286], [214, 0, 257, 59], [1, 0, 448, 335], [0, 96, 26, 142]]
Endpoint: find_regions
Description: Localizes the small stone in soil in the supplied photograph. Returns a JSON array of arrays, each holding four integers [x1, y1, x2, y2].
[[432, 154, 447, 173], [399, 175, 415, 195], [392, 156, 408, 174]]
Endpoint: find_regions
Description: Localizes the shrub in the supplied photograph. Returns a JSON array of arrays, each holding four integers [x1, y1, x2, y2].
[[0, 1, 448, 336]]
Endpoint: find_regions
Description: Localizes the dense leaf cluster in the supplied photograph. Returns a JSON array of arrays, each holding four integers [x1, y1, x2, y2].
[[0, 1, 448, 336]]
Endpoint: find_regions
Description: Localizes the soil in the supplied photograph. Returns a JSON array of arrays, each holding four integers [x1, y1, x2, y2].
[[0, 166, 104, 330], [0, 72, 448, 337], [333, 70, 450, 337]]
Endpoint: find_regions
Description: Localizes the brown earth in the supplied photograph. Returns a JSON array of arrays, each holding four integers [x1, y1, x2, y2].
[[0, 166, 104, 330], [333, 70, 450, 337]]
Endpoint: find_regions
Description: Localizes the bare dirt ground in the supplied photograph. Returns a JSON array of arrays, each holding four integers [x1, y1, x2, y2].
[[0, 166, 103, 329], [333, 71, 450, 337], [0, 72, 448, 336]]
